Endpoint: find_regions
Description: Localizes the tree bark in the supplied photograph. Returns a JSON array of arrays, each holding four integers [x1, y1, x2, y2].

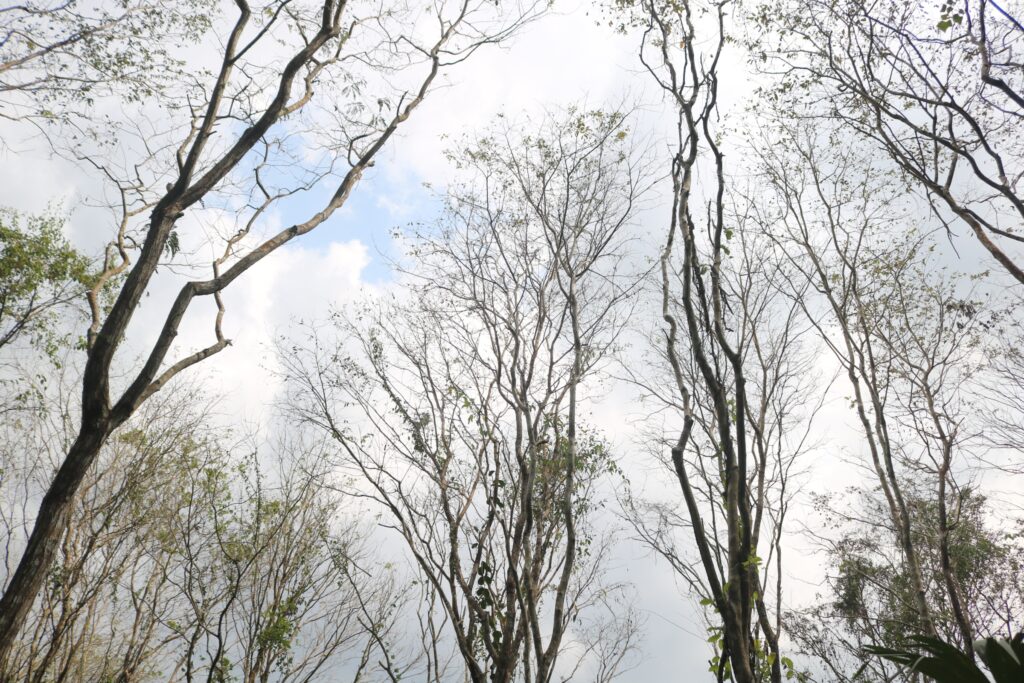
[[0, 420, 109, 672]]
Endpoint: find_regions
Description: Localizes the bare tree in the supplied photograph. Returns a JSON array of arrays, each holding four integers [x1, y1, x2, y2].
[[0, 0, 216, 126], [0, 0, 543, 660], [754, 0, 1024, 284], [284, 109, 650, 683], [751, 120, 1022, 676], [754, 126, 939, 641], [623, 210, 821, 682], [0, 365, 407, 682], [158, 437, 406, 683], [980, 309, 1024, 465], [616, 0, 810, 679]]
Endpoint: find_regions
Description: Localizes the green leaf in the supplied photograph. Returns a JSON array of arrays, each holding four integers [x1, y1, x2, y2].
[[980, 636, 1024, 683]]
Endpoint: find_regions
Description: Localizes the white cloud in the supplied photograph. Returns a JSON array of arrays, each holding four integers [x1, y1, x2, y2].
[[175, 239, 373, 425]]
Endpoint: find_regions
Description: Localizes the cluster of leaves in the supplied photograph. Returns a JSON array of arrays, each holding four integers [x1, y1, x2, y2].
[[703, 594, 809, 681], [0, 0, 215, 120], [783, 470, 1024, 682], [0, 208, 92, 355], [865, 632, 1024, 683], [531, 415, 616, 522], [473, 558, 503, 658], [825, 487, 1024, 650], [937, 1, 965, 31]]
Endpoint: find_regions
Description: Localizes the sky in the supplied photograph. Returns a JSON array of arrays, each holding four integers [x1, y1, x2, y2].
[[1, 1, 1004, 679]]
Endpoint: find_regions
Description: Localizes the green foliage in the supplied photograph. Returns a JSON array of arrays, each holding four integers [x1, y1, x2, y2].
[[257, 597, 300, 655], [0, 208, 92, 353], [705, 623, 808, 682], [937, 2, 964, 31], [822, 487, 1024, 649], [529, 416, 617, 537], [790, 484, 1024, 681], [0, 0, 216, 120], [210, 654, 234, 683], [864, 632, 1024, 683], [473, 558, 503, 657], [706, 624, 732, 678]]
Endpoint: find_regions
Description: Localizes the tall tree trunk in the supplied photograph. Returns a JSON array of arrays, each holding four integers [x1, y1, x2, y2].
[[0, 421, 109, 670]]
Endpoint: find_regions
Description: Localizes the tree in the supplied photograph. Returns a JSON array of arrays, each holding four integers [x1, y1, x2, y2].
[[750, 119, 1022, 678], [0, 0, 543, 661], [613, 0, 808, 679], [790, 487, 1024, 682], [283, 109, 649, 683], [0, 0, 214, 125], [0, 370, 406, 682], [754, 0, 1024, 285], [756, 124, 942, 643], [981, 319, 1024, 466], [0, 208, 91, 355], [623, 210, 820, 682]]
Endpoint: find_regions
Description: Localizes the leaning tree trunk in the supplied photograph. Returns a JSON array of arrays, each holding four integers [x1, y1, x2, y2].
[[0, 419, 110, 670]]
